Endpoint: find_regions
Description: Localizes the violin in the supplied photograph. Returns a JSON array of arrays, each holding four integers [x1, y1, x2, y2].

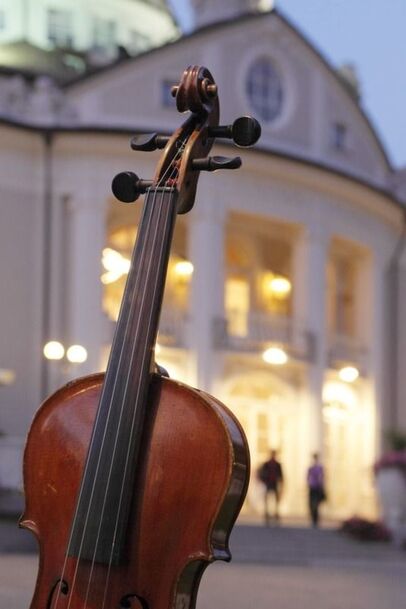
[[21, 66, 260, 609]]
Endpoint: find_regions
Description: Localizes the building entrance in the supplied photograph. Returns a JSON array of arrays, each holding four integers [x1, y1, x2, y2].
[[322, 381, 377, 519], [220, 372, 303, 518]]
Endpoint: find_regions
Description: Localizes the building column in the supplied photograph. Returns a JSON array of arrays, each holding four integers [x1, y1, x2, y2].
[[393, 247, 406, 434], [187, 204, 226, 391], [369, 255, 387, 457], [66, 193, 106, 377], [293, 227, 330, 454]]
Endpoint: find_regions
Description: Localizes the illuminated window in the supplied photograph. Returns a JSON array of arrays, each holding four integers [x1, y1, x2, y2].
[[327, 255, 356, 337], [261, 271, 291, 315], [0, 10, 5, 31], [260, 235, 292, 315], [225, 277, 250, 337], [102, 222, 189, 321], [165, 255, 193, 310]]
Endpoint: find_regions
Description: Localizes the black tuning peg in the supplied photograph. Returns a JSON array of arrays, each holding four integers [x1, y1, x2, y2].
[[112, 172, 153, 203], [208, 116, 261, 147], [130, 133, 170, 152], [192, 155, 242, 172]]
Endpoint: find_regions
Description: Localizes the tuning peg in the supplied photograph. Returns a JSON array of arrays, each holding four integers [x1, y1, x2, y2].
[[130, 133, 170, 152], [208, 116, 261, 147], [112, 172, 153, 203], [192, 155, 242, 172]]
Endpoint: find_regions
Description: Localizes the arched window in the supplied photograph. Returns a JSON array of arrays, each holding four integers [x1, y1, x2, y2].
[[246, 57, 283, 122]]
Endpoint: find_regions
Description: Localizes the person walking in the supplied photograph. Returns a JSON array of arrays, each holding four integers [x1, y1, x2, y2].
[[258, 450, 283, 524], [307, 452, 325, 527]]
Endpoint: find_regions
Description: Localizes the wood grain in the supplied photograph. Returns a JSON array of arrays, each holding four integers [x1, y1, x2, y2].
[[21, 373, 250, 609]]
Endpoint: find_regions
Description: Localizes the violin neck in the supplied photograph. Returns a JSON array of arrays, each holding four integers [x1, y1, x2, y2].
[[107, 187, 178, 388], [68, 187, 178, 565]]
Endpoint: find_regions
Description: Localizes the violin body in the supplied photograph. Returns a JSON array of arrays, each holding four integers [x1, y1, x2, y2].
[[21, 372, 249, 609]]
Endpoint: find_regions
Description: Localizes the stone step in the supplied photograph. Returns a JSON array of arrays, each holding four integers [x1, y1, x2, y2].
[[1, 517, 404, 566], [230, 525, 405, 565]]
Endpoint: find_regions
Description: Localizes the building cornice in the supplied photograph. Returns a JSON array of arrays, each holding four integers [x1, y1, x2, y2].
[[0, 116, 401, 211]]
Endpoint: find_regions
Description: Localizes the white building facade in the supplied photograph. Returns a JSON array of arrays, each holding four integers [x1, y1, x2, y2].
[[0, 0, 177, 55], [0, 4, 405, 520]]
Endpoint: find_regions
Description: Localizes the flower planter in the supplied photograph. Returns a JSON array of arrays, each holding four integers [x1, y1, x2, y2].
[[375, 467, 406, 541]]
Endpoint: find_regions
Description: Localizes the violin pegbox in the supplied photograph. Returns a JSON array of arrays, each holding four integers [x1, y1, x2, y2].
[[111, 65, 261, 214]]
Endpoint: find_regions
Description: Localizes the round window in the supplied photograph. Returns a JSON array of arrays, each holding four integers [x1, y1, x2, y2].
[[246, 57, 283, 123]]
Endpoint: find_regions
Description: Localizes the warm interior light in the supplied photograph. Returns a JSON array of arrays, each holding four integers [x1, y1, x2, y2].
[[174, 260, 194, 277], [101, 248, 130, 284], [262, 346, 288, 365], [269, 276, 291, 296], [43, 341, 65, 360], [155, 343, 162, 355], [0, 369, 16, 385], [323, 381, 356, 408], [338, 366, 359, 383], [67, 345, 88, 363], [262, 273, 292, 311]]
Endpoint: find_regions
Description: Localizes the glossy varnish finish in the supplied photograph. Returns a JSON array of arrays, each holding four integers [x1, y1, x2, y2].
[[21, 372, 250, 609]]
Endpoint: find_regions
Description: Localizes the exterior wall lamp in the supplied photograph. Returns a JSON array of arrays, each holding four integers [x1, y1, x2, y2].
[[338, 365, 359, 383], [43, 341, 88, 364], [262, 346, 288, 365]]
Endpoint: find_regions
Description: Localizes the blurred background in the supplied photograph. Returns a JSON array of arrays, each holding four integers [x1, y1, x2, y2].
[[0, 1, 406, 606]]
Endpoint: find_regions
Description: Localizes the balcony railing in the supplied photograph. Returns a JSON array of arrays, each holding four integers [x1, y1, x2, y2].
[[103, 307, 188, 350], [214, 311, 315, 361], [328, 334, 368, 371], [158, 308, 188, 348]]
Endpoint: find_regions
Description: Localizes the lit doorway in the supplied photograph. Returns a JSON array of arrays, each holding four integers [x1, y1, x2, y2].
[[220, 372, 302, 518]]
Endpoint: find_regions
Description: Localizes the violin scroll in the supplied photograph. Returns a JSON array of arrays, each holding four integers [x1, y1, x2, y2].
[[172, 65, 219, 114], [111, 65, 261, 214]]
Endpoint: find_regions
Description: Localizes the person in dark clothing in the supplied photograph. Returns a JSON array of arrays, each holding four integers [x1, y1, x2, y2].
[[307, 452, 325, 527], [258, 450, 283, 524]]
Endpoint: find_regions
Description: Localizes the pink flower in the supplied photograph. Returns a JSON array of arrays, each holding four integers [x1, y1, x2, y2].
[[374, 450, 406, 473]]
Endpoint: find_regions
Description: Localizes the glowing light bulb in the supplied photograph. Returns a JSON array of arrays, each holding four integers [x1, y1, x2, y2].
[[338, 366, 359, 383], [262, 346, 288, 365], [67, 345, 88, 364], [174, 260, 194, 277], [43, 341, 65, 360], [269, 276, 291, 296]]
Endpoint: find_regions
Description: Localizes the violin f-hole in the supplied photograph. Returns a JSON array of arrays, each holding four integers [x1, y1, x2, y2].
[[46, 578, 69, 609]]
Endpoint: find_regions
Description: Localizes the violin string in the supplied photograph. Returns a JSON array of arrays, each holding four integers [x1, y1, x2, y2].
[[64, 186, 168, 609], [75, 156, 182, 609], [59, 142, 184, 609], [54, 146, 183, 609], [51, 202, 152, 609], [82, 186, 168, 609], [99, 175, 178, 609], [85, 156, 181, 609], [53, 191, 156, 609]]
